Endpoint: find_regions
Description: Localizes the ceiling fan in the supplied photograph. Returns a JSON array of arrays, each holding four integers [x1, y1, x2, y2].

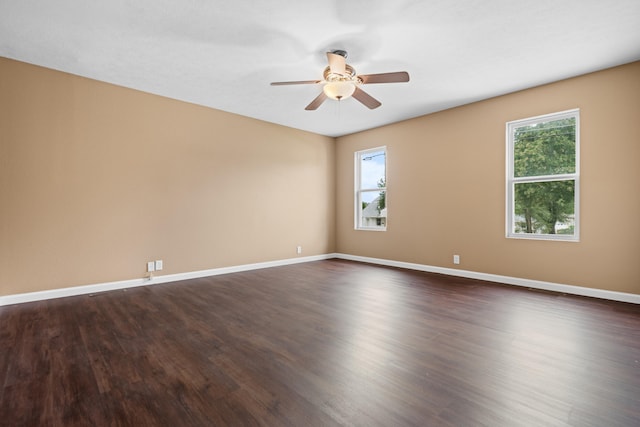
[[270, 50, 410, 110]]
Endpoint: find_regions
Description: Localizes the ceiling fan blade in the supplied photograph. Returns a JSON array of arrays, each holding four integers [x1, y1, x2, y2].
[[271, 80, 322, 86], [327, 52, 346, 75], [305, 92, 328, 110], [359, 71, 410, 84], [352, 87, 382, 109]]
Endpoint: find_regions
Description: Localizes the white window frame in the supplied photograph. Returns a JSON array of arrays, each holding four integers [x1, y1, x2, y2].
[[506, 109, 580, 241], [355, 146, 387, 231]]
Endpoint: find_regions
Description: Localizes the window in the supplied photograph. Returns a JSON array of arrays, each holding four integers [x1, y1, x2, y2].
[[355, 147, 387, 230], [506, 109, 579, 241]]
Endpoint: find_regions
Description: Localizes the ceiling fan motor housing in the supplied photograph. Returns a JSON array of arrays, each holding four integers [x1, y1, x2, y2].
[[323, 64, 357, 82]]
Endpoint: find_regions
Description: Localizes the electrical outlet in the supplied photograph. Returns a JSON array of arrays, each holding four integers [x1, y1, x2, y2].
[[155, 260, 163, 271], [453, 254, 460, 265], [296, 246, 302, 254], [147, 261, 155, 272]]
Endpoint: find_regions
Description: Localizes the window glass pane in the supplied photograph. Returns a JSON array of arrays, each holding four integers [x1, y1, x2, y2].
[[514, 117, 576, 177], [360, 150, 386, 189], [360, 190, 386, 228], [513, 180, 575, 235]]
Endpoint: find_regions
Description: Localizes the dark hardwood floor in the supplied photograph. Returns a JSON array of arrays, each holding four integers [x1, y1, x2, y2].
[[1, 259, 639, 426]]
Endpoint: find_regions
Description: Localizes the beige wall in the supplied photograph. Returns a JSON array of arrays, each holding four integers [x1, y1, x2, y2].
[[0, 58, 335, 296], [336, 61, 640, 294], [2, 57, 638, 298]]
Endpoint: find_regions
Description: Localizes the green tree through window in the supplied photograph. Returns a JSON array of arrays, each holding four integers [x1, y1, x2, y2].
[[377, 178, 386, 213], [507, 110, 579, 240]]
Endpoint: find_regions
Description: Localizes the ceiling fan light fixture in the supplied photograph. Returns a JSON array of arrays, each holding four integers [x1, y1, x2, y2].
[[323, 80, 356, 101]]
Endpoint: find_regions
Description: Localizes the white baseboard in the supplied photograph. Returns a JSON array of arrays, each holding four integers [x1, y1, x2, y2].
[[0, 254, 335, 307], [334, 253, 640, 305], [2, 252, 638, 306]]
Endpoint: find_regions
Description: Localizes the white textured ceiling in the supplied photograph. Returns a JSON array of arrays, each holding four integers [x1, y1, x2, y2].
[[1, 0, 639, 137]]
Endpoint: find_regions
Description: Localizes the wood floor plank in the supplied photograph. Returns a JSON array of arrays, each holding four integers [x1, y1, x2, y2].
[[1, 259, 639, 426]]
